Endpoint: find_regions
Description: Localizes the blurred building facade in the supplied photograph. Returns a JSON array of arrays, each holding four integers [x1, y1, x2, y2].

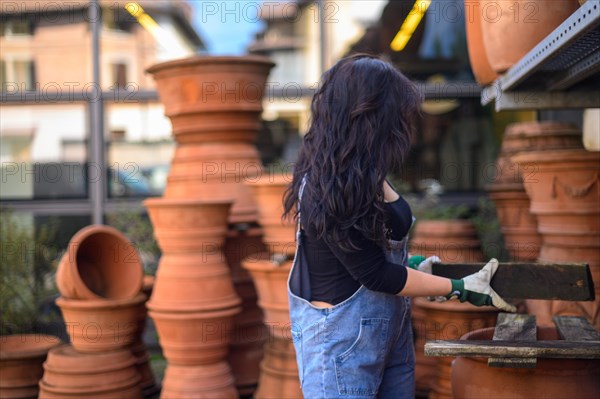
[[1, 0, 204, 199]]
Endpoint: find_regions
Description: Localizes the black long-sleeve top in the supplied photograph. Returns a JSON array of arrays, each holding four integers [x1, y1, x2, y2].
[[300, 192, 412, 305]]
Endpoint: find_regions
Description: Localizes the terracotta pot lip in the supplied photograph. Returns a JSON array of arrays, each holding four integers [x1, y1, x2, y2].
[[506, 121, 581, 136], [146, 55, 275, 75], [242, 259, 293, 272], [485, 183, 525, 193], [55, 293, 146, 309], [0, 334, 62, 359], [144, 197, 234, 207], [44, 350, 136, 374], [147, 302, 241, 316], [512, 149, 600, 164]]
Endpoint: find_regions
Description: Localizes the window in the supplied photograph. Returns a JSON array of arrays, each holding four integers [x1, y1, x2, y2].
[[0, 59, 36, 91], [112, 63, 128, 89], [0, 19, 33, 36]]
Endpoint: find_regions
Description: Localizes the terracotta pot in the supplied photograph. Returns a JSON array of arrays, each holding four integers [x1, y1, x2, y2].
[[246, 174, 296, 258], [0, 334, 62, 399], [55, 294, 146, 353], [56, 225, 143, 300], [254, 337, 302, 399], [40, 345, 138, 389], [414, 298, 499, 399], [513, 149, 600, 328], [242, 256, 293, 340], [487, 187, 541, 261], [147, 306, 241, 366], [480, 0, 579, 73], [160, 363, 238, 399], [411, 300, 437, 397], [224, 227, 267, 396], [410, 220, 484, 263], [147, 56, 274, 224], [452, 326, 600, 399], [464, 1, 498, 85]]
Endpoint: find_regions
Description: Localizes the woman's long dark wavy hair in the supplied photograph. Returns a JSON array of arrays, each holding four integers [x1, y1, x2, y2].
[[282, 54, 422, 251]]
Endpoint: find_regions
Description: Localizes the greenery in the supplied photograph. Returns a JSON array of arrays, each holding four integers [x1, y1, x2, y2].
[[470, 197, 509, 262], [0, 209, 61, 335], [105, 208, 161, 275]]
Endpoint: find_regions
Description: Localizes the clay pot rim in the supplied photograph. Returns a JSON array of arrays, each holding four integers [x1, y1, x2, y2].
[[241, 255, 293, 272], [0, 334, 62, 360], [146, 55, 275, 75], [55, 293, 146, 310], [61, 225, 144, 300], [505, 121, 581, 137], [512, 149, 600, 165], [485, 183, 526, 193], [144, 198, 234, 207], [44, 348, 136, 374], [245, 173, 293, 187], [147, 297, 242, 313], [147, 302, 241, 316]]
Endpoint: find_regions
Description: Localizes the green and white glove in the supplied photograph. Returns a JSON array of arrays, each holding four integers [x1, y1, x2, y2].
[[416, 256, 441, 274], [408, 255, 446, 302], [447, 258, 516, 312]]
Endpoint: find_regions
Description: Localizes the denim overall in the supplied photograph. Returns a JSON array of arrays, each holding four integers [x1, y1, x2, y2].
[[288, 178, 415, 398]]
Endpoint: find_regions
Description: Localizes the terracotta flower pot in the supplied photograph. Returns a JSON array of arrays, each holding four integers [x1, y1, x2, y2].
[[40, 345, 139, 390], [147, 56, 274, 224], [246, 174, 296, 259], [55, 294, 146, 353], [160, 363, 238, 399], [480, 0, 579, 73], [146, 306, 241, 366], [242, 256, 293, 341], [56, 225, 144, 300], [0, 334, 62, 399], [512, 149, 600, 328], [410, 220, 484, 263], [452, 326, 600, 399], [414, 298, 498, 399], [464, 1, 498, 85], [254, 337, 302, 399]]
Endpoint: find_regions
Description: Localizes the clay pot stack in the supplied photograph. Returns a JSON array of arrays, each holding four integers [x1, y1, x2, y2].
[[50, 224, 151, 398], [486, 122, 584, 326], [242, 174, 303, 399], [146, 56, 275, 396], [0, 334, 62, 399], [513, 149, 600, 329], [410, 220, 498, 399]]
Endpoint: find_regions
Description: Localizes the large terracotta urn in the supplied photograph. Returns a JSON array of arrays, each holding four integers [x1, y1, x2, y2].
[[410, 220, 484, 263], [146, 56, 275, 224], [452, 326, 600, 399], [145, 198, 241, 398], [38, 345, 142, 399], [0, 334, 62, 399], [480, 0, 579, 73], [464, 0, 498, 85], [513, 149, 600, 329], [56, 225, 144, 300]]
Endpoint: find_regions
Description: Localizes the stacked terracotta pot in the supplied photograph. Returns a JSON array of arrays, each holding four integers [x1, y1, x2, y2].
[[47, 224, 152, 398], [145, 55, 275, 397], [487, 122, 584, 326], [242, 174, 303, 399], [410, 220, 498, 399], [0, 334, 62, 398], [513, 147, 600, 329]]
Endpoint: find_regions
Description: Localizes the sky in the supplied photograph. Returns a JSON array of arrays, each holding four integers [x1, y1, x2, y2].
[[190, 0, 266, 55]]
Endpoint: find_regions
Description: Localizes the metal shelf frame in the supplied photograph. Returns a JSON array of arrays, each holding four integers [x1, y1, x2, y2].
[[482, 1, 600, 111]]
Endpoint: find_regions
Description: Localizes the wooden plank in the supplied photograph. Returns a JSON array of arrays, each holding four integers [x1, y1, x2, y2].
[[431, 262, 594, 301], [554, 316, 600, 342], [424, 340, 600, 359], [488, 313, 537, 368]]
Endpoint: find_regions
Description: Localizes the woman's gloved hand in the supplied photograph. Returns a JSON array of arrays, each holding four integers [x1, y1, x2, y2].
[[408, 255, 446, 302], [448, 258, 517, 312]]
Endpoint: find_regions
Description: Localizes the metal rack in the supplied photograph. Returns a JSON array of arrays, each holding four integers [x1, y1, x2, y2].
[[482, 1, 600, 111]]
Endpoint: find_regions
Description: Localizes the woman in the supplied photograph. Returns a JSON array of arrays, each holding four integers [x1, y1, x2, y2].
[[282, 54, 515, 398]]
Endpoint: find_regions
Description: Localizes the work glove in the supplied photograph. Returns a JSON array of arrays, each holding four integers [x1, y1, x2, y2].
[[448, 258, 517, 313]]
